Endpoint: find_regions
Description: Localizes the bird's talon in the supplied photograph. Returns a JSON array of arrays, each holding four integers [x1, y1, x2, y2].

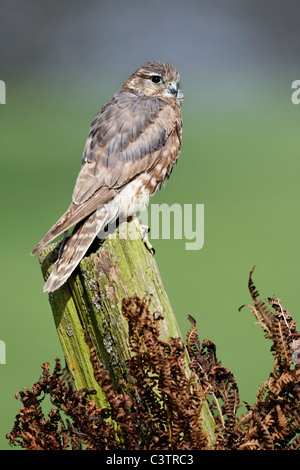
[[140, 224, 150, 234], [150, 247, 155, 256], [142, 236, 155, 256]]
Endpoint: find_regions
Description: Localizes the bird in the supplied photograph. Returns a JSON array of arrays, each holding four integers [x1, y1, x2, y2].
[[31, 61, 184, 293]]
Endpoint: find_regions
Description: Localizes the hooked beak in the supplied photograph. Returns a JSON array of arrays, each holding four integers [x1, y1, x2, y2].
[[166, 82, 178, 97]]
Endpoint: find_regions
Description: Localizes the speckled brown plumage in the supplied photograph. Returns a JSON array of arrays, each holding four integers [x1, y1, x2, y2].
[[31, 61, 183, 292]]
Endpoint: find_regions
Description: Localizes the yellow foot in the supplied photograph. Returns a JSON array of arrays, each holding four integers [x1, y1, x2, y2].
[[132, 217, 155, 256], [142, 230, 155, 256]]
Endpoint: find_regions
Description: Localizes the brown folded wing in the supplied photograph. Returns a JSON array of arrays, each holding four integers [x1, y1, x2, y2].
[[31, 89, 181, 255]]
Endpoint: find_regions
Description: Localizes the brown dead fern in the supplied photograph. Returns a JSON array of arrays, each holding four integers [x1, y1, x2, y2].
[[6, 268, 300, 450], [186, 315, 240, 449], [232, 267, 300, 450], [184, 267, 300, 450], [7, 296, 208, 450]]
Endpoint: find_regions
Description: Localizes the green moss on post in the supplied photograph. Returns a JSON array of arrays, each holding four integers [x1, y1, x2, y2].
[[38, 219, 215, 444]]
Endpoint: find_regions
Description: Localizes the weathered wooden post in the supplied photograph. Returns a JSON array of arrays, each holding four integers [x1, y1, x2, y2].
[[38, 219, 215, 444]]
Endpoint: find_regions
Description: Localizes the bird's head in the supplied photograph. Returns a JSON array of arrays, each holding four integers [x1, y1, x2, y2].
[[123, 61, 184, 103]]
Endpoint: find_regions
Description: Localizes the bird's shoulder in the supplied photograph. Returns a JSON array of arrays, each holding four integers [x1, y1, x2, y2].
[[82, 88, 180, 164]]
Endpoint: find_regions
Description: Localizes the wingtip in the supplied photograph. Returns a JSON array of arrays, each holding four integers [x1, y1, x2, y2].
[[43, 273, 64, 293], [43, 278, 53, 293], [30, 242, 43, 256]]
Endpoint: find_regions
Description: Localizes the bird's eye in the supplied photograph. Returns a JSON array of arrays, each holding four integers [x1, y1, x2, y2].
[[151, 75, 162, 84]]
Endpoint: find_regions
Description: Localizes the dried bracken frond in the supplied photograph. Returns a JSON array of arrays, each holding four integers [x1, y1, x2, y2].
[[186, 315, 240, 448], [6, 360, 98, 450], [6, 269, 300, 450], [121, 296, 209, 450], [7, 296, 208, 450], [232, 267, 300, 450], [239, 266, 275, 337], [186, 267, 300, 450]]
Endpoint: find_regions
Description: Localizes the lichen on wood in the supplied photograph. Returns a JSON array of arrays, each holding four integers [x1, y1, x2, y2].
[[38, 219, 215, 444]]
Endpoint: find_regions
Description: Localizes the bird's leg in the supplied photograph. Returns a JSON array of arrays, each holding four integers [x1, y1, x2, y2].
[[130, 216, 155, 256]]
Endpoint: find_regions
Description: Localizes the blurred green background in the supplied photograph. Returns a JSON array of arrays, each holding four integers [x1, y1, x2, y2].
[[1, 0, 300, 450]]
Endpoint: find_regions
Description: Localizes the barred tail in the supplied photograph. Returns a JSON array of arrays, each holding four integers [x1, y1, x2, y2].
[[31, 209, 74, 256], [43, 202, 118, 292]]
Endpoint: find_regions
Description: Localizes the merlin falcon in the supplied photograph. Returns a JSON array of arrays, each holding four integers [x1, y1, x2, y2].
[[31, 61, 184, 292]]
